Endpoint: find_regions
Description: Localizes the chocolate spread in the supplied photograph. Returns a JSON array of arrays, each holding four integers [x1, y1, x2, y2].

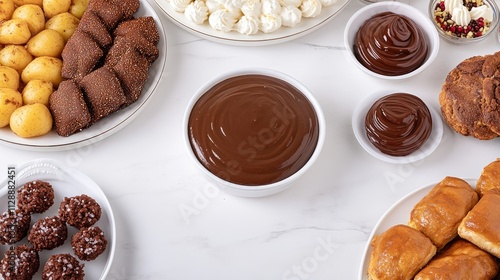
[[354, 12, 429, 76], [365, 93, 432, 156], [188, 74, 319, 186]]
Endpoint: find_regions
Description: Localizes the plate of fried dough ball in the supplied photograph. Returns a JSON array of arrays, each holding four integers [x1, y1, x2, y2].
[[0, 158, 115, 280], [359, 159, 500, 280], [0, 0, 166, 151]]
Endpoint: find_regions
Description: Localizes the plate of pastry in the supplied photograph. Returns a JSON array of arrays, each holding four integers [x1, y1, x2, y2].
[[154, 0, 350, 45], [359, 159, 500, 279], [0, 0, 166, 151], [0, 158, 116, 280]]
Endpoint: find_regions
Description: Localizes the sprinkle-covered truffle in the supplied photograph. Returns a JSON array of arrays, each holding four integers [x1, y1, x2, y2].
[[0, 245, 40, 280], [71, 226, 108, 261], [58, 194, 102, 229], [28, 216, 68, 251], [0, 209, 31, 245], [42, 254, 84, 280], [17, 180, 55, 214]]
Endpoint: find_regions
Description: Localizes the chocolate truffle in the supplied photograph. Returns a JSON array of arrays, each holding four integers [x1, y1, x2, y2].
[[0, 245, 40, 280], [28, 216, 68, 251], [17, 180, 55, 214], [58, 194, 102, 229], [42, 254, 84, 280], [0, 209, 31, 245], [71, 226, 108, 261]]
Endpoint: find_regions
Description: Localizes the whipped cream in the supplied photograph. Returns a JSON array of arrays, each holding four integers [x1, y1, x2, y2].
[[209, 9, 237, 32], [279, 0, 301, 8], [259, 13, 282, 33], [300, 0, 321, 17], [241, 0, 262, 17], [171, 0, 340, 34], [280, 5, 301, 27], [236, 15, 260, 34], [185, 0, 209, 24], [319, 0, 336, 7], [206, 0, 225, 13], [444, 0, 462, 14], [451, 5, 471, 26], [171, 0, 192, 12], [261, 0, 282, 15], [470, 4, 493, 21]]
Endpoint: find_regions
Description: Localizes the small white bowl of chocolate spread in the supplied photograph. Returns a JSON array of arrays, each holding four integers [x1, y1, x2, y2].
[[184, 68, 325, 197], [352, 90, 443, 164], [344, 2, 439, 79]]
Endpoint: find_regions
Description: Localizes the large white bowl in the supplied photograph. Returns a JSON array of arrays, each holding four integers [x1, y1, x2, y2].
[[183, 68, 325, 197], [344, 2, 439, 80]]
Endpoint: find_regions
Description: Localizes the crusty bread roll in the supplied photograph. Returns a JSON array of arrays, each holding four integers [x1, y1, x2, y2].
[[368, 224, 436, 280], [408, 176, 478, 250], [414, 238, 498, 280], [476, 159, 500, 197], [458, 188, 500, 258]]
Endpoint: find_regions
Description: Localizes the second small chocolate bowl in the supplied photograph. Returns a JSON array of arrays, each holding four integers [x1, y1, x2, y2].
[[183, 68, 326, 197]]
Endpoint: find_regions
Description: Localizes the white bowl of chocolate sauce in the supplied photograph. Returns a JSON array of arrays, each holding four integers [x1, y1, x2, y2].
[[344, 2, 439, 79], [352, 90, 443, 164], [184, 68, 325, 197]]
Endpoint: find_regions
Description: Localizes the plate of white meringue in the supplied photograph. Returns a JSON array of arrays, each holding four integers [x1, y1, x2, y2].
[[154, 0, 350, 45]]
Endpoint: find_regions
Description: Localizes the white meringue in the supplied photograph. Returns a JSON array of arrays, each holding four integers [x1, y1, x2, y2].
[[259, 13, 282, 33], [171, 0, 193, 12], [280, 5, 301, 27], [236, 15, 260, 34], [300, 0, 321, 18], [185, 0, 209, 24], [261, 0, 282, 15], [241, 0, 262, 17], [209, 9, 237, 32]]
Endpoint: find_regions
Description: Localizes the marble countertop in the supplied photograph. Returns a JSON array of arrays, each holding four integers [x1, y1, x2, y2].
[[1, 0, 500, 279]]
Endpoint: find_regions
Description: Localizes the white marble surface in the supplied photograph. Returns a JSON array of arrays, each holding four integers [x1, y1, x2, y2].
[[1, 0, 500, 279]]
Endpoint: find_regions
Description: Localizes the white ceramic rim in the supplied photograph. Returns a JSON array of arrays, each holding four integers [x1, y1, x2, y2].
[[357, 178, 476, 279], [154, 0, 351, 46], [183, 68, 326, 196], [0, 158, 116, 279], [343, 1, 440, 80], [352, 90, 444, 164], [0, 0, 167, 151]]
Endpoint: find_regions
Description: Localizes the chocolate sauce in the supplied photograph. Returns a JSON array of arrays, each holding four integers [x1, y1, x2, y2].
[[188, 74, 319, 186], [354, 12, 429, 76], [365, 93, 432, 156]]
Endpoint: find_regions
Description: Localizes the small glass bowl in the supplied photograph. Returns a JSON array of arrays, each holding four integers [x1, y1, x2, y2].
[[429, 0, 499, 44]]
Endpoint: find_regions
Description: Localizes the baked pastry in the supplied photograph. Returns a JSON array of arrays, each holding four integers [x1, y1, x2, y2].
[[58, 194, 102, 229], [79, 66, 126, 123], [458, 188, 500, 258], [408, 176, 478, 250], [78, 11, 113, 49], [476, 158, 500, 197], [17, 180, 55, 214], [49, 80, 92, 137], [111, 48, 150, 105], [0, 245, 39, 280], [28, 216, 68, 251], [367, 224, 436, 280], [439, 55, 497, 140], [482, 75, 500, 135], [0, 209, 31, 245], [42, 254, 84, 280], [71, 226, 107, 261], [414, 239, 498, 280], [61, 29, 104, 81]]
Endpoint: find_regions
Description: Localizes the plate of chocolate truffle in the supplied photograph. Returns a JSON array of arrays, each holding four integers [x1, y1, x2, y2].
[[0, 158, 116, 280], [0, 0, 166, 151]]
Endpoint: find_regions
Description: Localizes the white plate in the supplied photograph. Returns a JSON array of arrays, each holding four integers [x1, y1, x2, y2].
[[154, 0, 351, 46], [0, 0, 167, 151], [0, 158, 116, 280], [352, 90, 443, 164], [358, 178, 476, 280]]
